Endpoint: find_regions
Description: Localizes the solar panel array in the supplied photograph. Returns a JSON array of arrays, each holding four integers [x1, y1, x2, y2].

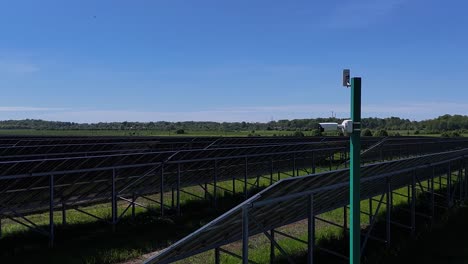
[[1, 136, 468, 218], [0, 140, 351, 216], [146, 148, 468, 264]]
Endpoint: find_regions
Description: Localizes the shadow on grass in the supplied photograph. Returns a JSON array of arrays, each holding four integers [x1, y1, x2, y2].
[[0, 189, 266, 264], [274, 190, 468, 264]]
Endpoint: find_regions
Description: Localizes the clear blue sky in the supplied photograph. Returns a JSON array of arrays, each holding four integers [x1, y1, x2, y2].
[[0, 0, 467, 123]]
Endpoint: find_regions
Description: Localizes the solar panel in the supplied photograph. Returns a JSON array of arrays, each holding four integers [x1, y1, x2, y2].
[[146, 148, 468, 264], [1, 137, 467, 219], [0, 141, 350, 217]]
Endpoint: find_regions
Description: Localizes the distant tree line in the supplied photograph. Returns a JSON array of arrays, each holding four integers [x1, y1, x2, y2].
[[0, 115, 467, 135]]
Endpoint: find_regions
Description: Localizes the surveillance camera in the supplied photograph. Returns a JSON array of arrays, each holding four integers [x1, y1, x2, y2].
[[318, 122, 339, 132], [318, 120, 354, 135]]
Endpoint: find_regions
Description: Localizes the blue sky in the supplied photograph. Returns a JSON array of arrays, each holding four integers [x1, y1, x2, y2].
[[0, 0, 467, 123]]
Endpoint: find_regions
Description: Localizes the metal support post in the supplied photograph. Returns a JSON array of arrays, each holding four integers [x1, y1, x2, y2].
[[270, 158, 274, 185], [411, 172, 416, 237], [465, 160, 468, 201], [386, 177, 391, 246], [448, 164, 452, 207], [62, 203, 67, 225], [293, 154, 296, 177], [270, 229, 275, 264], [171, 188, 175, 209], [112, 169, 117, 230], [177, 164, 181, 216], [244, 157, 248, 198], [232, 177, 236, 194], [460, 163, 464, 201], [49, 174, 55, 248], [312, 152, 316, 174], [160, 166, 165, 216], [242, 206, 249, 264], [459, 165, 463, 202], [431, 167, 435, 221], [343, 206, 347, 230], [132, 192, 136, 219], [308, 194, 315, 264], [214, 160, 218, 208], [349, 77, 362, 264], [407, 185, 410, 205], [215, 247, 220, 264]]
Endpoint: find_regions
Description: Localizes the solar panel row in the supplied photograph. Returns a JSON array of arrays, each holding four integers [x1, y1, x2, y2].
[[1, 136, 467, 251], [1, 137, 467, 219], [147, 148, 468, 264]]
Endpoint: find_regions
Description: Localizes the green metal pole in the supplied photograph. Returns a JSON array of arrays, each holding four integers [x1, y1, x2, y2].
[[350, 77, 361, 264]]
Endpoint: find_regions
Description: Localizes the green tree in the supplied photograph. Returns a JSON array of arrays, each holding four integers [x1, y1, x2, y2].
[[361, 128, 373, 137], [374, 129, 389, 137], [293, 131, 305, 137]]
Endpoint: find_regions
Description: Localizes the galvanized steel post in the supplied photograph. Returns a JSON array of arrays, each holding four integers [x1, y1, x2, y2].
[[350, 77, 361, 264]]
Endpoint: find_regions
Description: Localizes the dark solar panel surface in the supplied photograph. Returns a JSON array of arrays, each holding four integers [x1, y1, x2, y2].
[[146, 148, 468, 264]]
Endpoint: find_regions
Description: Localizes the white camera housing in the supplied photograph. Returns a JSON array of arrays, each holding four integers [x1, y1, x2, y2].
[[318, 122, 339, 132], [318, 120, 353, 135]]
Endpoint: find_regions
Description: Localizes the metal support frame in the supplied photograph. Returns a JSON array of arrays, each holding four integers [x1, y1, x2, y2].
[[5, 139, 468, 261], [361, 192, 386, 255], [248, 215, 296, 264], [139, 150, 468, 264]]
